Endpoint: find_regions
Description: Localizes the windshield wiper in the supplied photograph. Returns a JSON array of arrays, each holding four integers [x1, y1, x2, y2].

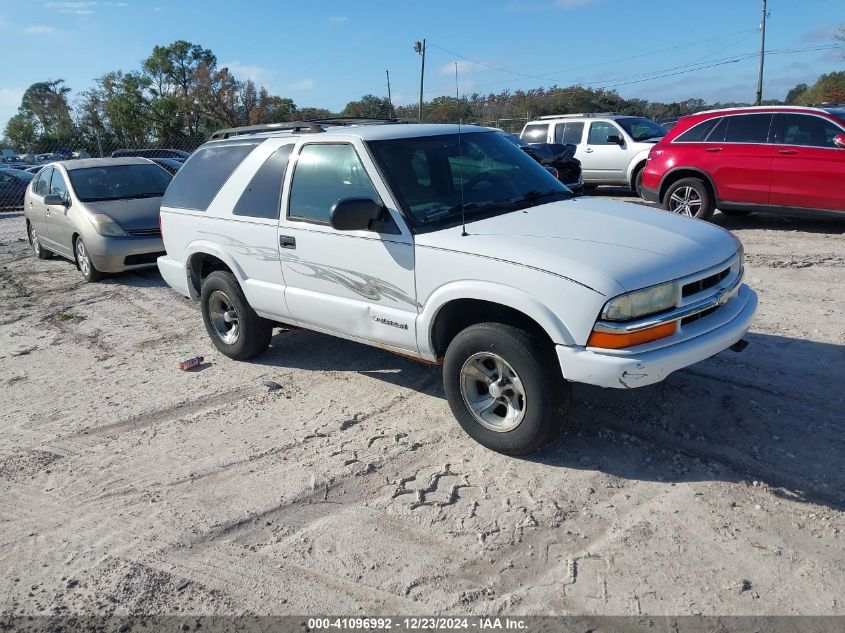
[[127, 192, 164, 199], [509, 189, 571, 207]]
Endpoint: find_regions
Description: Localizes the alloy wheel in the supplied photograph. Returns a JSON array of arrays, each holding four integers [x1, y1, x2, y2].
[[459, 352, 526, 432], [29, 224, 41, 255], [76, 239, 91, 276], [668, 186, 702, 217], [207, 290, 240, 345]]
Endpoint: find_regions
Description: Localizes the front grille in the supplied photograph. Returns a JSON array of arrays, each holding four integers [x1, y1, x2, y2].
[[127, 227, 161, 237], [124, 251, 165, 266], [682, 266, 731, 298]]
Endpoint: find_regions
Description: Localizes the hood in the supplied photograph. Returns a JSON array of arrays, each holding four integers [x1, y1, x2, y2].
[[415, 197, 740, 297], [80, 196, 162, 231]]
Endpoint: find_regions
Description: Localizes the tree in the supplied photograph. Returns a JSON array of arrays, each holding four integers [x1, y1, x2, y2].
[[785, 83, 809, 104], [3, 114, 38, 151], [342, 94, 392, 118]]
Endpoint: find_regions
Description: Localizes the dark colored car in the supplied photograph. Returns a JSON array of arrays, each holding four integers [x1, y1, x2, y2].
[[150, 157, 184, 175], [642, 105, 845, 220], [111, 148, 191, 161], [497, 131, 583, 194], [0, 168, 35, 209]]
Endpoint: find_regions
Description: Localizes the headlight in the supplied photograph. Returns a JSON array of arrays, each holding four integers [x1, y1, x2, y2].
[[89, 213, 127, 237], [602, 281, 676, 321]]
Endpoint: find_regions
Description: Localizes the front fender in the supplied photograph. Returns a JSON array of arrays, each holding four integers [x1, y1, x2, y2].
[[626, 149, 652, 183], [416, 280, 579, 358]]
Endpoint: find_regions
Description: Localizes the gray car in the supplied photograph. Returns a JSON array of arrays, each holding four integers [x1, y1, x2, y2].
[[24, 157, 171, 282]]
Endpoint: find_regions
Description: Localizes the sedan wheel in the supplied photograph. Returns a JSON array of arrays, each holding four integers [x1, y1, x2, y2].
[[75, 237, 104, 282], [29, 223, 51, 259]]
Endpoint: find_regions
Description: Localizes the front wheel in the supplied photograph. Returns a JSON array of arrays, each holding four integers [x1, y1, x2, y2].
[[201, 270, 272, 360], [75, 237, 105, 282], [633, 168, 644, 198], [664, 177, 714, 221], [443, 322, 570, 455]]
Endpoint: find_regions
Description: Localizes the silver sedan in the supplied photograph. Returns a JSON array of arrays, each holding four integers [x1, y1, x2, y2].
[[23, 157, 171, 282]]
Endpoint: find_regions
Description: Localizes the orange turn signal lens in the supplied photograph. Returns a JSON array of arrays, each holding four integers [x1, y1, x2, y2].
[[587, 322, 677, 349]]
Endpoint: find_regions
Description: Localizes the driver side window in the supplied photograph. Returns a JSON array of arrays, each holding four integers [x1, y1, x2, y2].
[[49, 170, 69, 199], [288, 144, 380, 224], [35, 169, 52, 197]]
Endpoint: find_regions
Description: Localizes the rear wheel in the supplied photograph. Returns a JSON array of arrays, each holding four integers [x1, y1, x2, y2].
[[28, 222, 52, 260], [664, 177, 714, 220], [75, 237, 105, 282], [201, 270, 272, 360], [443, 322, 570, 455]]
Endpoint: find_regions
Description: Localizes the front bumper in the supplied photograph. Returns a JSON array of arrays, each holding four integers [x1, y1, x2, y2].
[[87, 235, 165, 273], [556, 284, 757, 389], [640, 185, 660, 204]]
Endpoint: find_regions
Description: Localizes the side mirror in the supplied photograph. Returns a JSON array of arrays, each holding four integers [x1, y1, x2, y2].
[[834, 134, 845, 149], [44, 193, 67, 206], [330, 197, 388, 232], [606, 135, 624, 145]]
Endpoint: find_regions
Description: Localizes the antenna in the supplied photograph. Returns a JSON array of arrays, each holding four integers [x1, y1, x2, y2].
[[456, 62, 467, 237]]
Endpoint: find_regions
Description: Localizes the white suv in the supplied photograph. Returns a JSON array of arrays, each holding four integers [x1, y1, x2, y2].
[[158, 120, 756, 455], [520, 114, 667, 195]]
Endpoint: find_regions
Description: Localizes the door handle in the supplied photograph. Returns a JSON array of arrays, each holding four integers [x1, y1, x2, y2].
[[705, 147, 722, 153], [778, 148, 798, 155], [279, 235, 296, 249], [584, 148, 594, 153]]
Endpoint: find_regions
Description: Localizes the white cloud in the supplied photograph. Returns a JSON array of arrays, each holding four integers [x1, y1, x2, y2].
[[222, 61, 274, 87], [24, 25, 57, 34], [328, 15, 347, 24], [439, 60, 490, 76], [290, 78, 315, 90], [45, 1, 97, 14]]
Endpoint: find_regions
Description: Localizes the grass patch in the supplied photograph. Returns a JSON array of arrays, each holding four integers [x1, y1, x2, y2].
[[55, 310, 83, 322]]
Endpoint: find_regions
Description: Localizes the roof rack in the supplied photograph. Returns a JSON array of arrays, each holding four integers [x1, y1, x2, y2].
[[210, 121, 326, 140], [209, 117, 404, 140], [537, 112, 619, 120]]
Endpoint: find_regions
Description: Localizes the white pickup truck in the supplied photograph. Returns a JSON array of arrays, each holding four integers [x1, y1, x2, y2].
[[158, 120, 757, 454]]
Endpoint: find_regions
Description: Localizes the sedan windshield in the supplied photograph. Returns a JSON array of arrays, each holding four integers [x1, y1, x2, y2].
[[368, 131, 571, 229], [68, 164, 173, 202], [616, 117, 668, 142]]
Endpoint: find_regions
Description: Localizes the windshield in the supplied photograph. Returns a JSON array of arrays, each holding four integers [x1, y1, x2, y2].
[[368, 131, 571, 230], [498, 131, 528, 148], [68, 164, 172, 202], [616, 117, 668, 142]]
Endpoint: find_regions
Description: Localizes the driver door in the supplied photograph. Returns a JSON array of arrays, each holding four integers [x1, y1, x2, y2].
[[277, 139, 419, 352]]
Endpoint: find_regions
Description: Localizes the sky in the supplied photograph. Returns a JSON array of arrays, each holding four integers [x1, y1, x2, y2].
[[0, 0, 842, 132]]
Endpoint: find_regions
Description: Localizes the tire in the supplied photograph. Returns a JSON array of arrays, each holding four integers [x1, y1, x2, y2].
[[201, 270, 272, 360], [633, 167, 644, 197], [74, 236, 105, 282], [663, 177, 714, 221], [28, 222, 52, 260], [443, 322, 570, 455], [720, 209, 751, 217]]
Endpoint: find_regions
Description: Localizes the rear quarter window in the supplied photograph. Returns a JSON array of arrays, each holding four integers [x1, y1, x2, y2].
[[674, 118, 721, 143], [521, 124, 549, 143], [162, 141, 260, 211], [233, 144, 293, 219]]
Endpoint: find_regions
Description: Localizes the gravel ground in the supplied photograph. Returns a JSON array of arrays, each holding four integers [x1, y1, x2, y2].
[[0, 195, 843, 617]]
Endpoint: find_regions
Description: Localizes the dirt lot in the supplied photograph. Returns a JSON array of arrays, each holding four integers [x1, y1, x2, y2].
[[1, 194, 843, 617]]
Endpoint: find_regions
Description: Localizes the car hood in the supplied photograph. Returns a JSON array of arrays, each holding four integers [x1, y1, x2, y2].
[[414, 197, 740, 297], [81, 197, 162, 231]]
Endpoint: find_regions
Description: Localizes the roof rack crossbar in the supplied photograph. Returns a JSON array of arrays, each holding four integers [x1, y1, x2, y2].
[[537, 112, 619, 120], [209, 121, 326, 140]]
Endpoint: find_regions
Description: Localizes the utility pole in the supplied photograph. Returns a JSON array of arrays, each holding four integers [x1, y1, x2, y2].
[[386, 70, 393, 117], [414, 39, 426, 121], [755, 0, 768, 105]]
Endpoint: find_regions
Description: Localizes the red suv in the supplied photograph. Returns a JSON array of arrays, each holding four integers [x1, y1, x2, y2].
[[641, 106, 845, 220]]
